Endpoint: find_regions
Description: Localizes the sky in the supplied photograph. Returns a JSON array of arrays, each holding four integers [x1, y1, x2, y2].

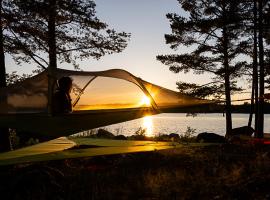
[[90, 0, 214, 91], [6, 0, 215, 92]]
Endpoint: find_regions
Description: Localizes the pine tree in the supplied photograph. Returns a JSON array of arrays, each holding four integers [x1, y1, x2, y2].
[[256, 0, 270, 138], [13, 0, 130, 70], [0, 0, 27, 151], [157, 0, 249, 136], [251, 0, 259, 134], [13, 0, 130, 113], [0, 0, 9, 151], [0, 0, 130, 150]]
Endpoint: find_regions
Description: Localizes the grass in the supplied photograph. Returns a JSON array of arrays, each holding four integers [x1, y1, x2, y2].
[[1, 143, 270, 199]]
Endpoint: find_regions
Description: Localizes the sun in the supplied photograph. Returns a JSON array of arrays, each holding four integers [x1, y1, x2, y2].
[[140, 95, 151, 106]]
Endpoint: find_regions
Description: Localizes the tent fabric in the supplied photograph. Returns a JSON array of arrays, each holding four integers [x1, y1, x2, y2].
[[0, 68, 212, 137], [0, 68, 211, 114], [0, 107, 156, 139]]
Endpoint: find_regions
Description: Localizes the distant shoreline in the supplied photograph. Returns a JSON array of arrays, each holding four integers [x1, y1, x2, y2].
[[160, 102, 270, 114]]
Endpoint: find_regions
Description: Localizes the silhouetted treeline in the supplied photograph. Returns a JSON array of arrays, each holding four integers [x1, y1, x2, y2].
[[161, 102, 270, 114]]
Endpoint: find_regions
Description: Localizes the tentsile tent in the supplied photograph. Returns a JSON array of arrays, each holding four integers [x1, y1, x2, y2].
[[0, 68, 211, 139]]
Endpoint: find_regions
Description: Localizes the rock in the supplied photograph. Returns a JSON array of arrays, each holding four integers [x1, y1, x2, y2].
[[169, 133, 180, 141], [156, 134, 179, 141], [196, 132, 226, 143], [230, 126, 254, 137], [226, 126, 255, 144], [114, 135, 127, 140], [96, 129, 114, 139]]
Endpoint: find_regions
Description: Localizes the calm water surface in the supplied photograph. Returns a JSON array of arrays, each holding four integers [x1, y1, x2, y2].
[[99, 113, 270, 137]]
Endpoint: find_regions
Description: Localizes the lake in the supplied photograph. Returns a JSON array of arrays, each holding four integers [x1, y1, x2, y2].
[[93, 113, 270, 137]]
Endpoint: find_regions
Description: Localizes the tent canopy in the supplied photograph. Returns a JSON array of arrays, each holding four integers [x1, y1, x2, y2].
[[0, 68, 212, 138], [0, 68, 211, 113]]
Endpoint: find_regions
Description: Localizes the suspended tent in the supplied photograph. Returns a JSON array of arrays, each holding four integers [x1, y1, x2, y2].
[[0, 68, 211, 139]]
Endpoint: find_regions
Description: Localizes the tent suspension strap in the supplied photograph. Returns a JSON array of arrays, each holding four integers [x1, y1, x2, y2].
[[136, 82, 158, 110], [73, 76, 97, 107]]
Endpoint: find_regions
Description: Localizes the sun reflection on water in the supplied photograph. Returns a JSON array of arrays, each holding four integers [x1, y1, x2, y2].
[[142, 116, 153, 137]]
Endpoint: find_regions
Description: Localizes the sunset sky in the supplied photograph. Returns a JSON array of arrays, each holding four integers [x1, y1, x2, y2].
[[5, 0, 254, 101], [6, 0, 217, 92], [90, 0, 214, 91]]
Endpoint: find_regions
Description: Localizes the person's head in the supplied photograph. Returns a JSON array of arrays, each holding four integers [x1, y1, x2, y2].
[[58, 76, 73, 93]]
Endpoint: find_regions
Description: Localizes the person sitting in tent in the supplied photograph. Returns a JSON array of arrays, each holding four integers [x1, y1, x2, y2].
[[52, 76, 73, 114]]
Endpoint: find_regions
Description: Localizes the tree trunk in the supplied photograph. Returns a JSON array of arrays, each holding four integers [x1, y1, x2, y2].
[[223, 26, 232, 137], [0, 0, 10, 151], [47, 0, 57, 115], [253, 0, 259, 136], [0, 1, 5, 87], [224, 68, 232, 137], [248, 79, 254, 127], [257, 0, 264, 138]]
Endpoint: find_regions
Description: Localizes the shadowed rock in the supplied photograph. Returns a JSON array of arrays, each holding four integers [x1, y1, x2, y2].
[[169, 133, 180, 141], [231, 126, 254, 137], [114, 135, 127, 140], [155, 133, 180, 142], [196, 132, 226, 143], [96, 129, 114, 139]]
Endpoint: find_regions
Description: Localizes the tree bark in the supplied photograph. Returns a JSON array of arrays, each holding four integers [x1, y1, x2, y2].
[[257, 0, 264, 138], [221, 1, 232, 137], [223, 26, 232, 137], [47, 0, 57, 115], [248, 79, 254, 127], [224, 64, 232, 137], [0, 0, 10, 151], [253, 0, 259, 136]]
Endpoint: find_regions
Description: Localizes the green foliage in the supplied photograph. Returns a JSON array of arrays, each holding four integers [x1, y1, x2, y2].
[[130, 127, 147, 140], [5, 71, 31, 85], [0, 1, 28, 56], [156, 0, 253, 100], [158, 0, 250, 77], [177, 81, 224, 99], [157, 0, 258, 135], [135, 127, 146, 136], [262, 1, 270, 44], [177, 80, 243, 99], [9, 129, 40, 150], [9, 129, 20, 149], [180, 126, 196, 143]]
